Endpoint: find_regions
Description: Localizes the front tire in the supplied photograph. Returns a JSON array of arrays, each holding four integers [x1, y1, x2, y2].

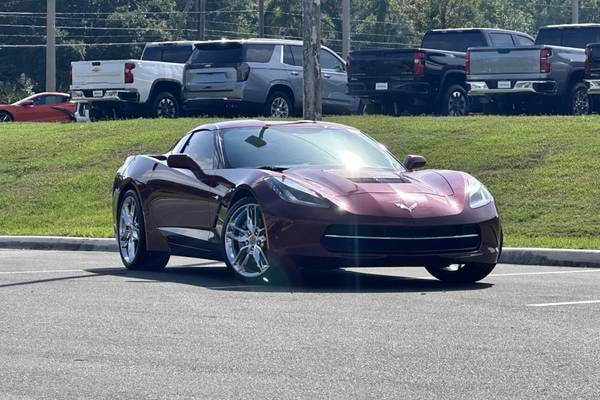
[[425, 262, 496, 283], [150, 92, 180, 118], [117, 190, 170, 271], [440, 84, 468, 116], [222, 197, 296, 284]]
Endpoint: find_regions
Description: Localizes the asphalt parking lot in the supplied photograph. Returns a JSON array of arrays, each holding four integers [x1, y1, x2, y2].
[[0, 249, 599, 399]]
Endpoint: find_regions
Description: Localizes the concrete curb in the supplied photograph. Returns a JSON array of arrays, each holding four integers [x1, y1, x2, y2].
[[0, 236, 598, 268]]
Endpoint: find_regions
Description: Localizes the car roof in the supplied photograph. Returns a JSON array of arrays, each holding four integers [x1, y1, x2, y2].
[[193, 38, 311, 47], [192, 119, 354, 132], [145, 41, 197, 47], [429, 28, 528, 34], [540, 23, 600, 29]]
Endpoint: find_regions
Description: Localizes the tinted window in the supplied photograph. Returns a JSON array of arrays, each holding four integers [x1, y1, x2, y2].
[[561, 28, 600, 48], [283, 45, 296, 65], [191, 42, 243, 64], [221, 126, 403, 171], [33, 95, 66, 105], [515, 35, 535, 46], [320, 49, 344, 71], [490, 33, 515, 47], [535, 29, 562, 46], [161, 45, 193, 63], [245, 44, 275, 63], [421, 31, 487, 52], [284, 45, 303, 66], [141, 46, 161, 61], [183, 131, 216, 170]]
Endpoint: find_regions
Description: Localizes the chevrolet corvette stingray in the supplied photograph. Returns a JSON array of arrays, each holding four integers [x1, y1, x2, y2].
[[113, 120, 502, 283]]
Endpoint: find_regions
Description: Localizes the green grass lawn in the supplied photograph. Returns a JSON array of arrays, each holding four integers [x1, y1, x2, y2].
[[1, 115, 599, 249]]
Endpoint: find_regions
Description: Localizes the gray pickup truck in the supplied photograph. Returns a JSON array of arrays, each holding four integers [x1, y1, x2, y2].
[[467, 24, 600, 115]]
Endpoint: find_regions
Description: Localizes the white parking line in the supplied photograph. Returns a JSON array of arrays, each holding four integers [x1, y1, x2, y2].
[[489, 269, 600, 277], [528, 300, 600, 307], [0, 268, 121, 275]]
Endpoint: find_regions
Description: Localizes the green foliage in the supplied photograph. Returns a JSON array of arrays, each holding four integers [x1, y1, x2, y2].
[[0, 115, 599, 251], [0, 74, 36, 104]]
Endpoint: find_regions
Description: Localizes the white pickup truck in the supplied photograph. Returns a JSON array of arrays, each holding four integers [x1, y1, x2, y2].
[[70, 41, 196, 119]]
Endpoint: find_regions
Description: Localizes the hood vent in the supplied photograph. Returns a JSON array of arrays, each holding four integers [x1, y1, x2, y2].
[[348, 177, 410, 184]]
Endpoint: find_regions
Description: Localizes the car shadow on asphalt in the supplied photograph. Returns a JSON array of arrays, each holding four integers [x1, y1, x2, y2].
[[83, 264, 493, 293]]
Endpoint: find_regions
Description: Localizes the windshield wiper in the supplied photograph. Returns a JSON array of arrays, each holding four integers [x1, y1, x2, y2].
[[256, 165, 289, 172]]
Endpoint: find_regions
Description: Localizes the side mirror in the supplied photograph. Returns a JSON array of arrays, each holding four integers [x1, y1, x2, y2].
[[167, 153, 206, 180], [403, 155, 427, 171], [21, 100, 34, 107]]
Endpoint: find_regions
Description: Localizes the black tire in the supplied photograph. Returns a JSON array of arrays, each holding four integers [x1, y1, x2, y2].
[[364, 102, 382, 115], [116, 190, 170, 271], [265, 91, 292, 118], [565, 83, 590, 115], [0, 110, 14, 122], [150, 91, 180, 118], [440, 84, 469, 116], [222, 197, 299, 285], [425, 262, 496, 283]]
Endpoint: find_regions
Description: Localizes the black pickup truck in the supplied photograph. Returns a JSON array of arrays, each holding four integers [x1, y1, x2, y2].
[[347, 28, 534, 115]]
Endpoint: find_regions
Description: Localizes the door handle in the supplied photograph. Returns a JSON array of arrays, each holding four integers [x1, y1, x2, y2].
[[290, 71, 300, 76]]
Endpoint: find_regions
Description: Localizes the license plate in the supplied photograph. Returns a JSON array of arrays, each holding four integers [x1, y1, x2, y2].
[[375, 82, 388, 91], [93, 90, 103, 97], [498, 81, 511, 89]]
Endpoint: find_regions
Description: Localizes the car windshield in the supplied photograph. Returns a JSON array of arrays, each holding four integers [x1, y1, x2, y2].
[[221, 125, 404, 171]]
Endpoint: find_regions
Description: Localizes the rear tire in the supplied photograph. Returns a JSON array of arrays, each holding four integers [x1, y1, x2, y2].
[[150, 92, 180, 118], [265, 91, 292, 118], [117, 190, 170, 271], [440, 84, 468, 116], [565, 83, 590, 115], [0, 111, 14, 122], [425, 262, 496, 283]]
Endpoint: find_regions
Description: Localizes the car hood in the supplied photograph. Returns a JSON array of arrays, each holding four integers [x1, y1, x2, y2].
[[283, 167, 468, 218]]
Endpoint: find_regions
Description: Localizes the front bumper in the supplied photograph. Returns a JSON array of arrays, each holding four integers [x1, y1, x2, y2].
[[70, 89, 139, 103], [468, 80, 557, 96], [586, 79, 600, 95]]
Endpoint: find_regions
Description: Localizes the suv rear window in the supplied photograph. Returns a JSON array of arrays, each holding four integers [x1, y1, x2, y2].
[[142, 45, 192, 63], [536, 27, 600, 48], [191, 43, 274, 64], [421, 31, 487, 52]]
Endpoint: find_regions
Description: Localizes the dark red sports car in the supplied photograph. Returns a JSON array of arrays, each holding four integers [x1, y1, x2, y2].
[[0, 92, 75, 122], [113, 120, 502, 283]]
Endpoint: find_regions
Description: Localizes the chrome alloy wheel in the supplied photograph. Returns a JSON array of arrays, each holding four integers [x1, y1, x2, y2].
[[157, 97, 176, 118], [448, 90, 467, 116], [572, 90, 590, 115], [118, 196, 141, 264], [224, 203, 270, 278], [270, 97, 289, 117]]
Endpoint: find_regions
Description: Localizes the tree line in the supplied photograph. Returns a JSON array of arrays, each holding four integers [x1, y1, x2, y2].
[[1, 0, 599, 101]]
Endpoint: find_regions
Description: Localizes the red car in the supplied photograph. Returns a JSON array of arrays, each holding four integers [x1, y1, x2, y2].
[[113, 120, 502, 284], [0, 92, 76, 122]]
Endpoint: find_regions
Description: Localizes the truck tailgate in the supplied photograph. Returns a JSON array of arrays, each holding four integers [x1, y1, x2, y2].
[[349, 49, 415, 78], [71, 60, 130, 87], [469, 47, 541, 75]]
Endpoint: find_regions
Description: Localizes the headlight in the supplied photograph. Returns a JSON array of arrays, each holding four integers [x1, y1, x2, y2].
[[467, 177, 493, 208], [265, 176, 330, 208]]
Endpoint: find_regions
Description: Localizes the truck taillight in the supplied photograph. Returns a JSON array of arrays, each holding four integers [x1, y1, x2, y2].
[[124, 62, 135, 84], [237, 63, 251, 81], [585, 47, 591, 77], [540, 48, 552, 74], [413, 50, 426, 77], [465, 50, 471, 74]]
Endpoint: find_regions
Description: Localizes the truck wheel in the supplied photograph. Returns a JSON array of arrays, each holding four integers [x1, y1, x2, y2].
[[151, 92, 179, 118], [265, 91, 292, 118], [566, 83, 590, 115], [440, 84, 468, 116]]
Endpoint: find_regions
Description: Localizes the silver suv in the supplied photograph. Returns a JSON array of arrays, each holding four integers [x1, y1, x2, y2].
[[182, 38, 362, 116]]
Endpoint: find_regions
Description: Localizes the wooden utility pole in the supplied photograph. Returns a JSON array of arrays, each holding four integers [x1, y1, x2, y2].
[[258, 0, 264, 36], [197, 0, 206, 40], [572, 0, 579, 24], [46, 0, 56, 91], [302, 0, 322, 121], [342, 0, 350, 59]]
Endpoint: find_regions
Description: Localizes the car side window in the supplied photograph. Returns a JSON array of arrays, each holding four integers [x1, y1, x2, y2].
[[182, 130, 216, 170], [515, 35, 534, 46], [490, 33, 515, 47], [244, 44, 275, 63], [161, 45, 193, 63], [320, 49, 344, 72], [283, 45, 296, 66], [32, 96, 46, 105], [289, 46, 303, 67]]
